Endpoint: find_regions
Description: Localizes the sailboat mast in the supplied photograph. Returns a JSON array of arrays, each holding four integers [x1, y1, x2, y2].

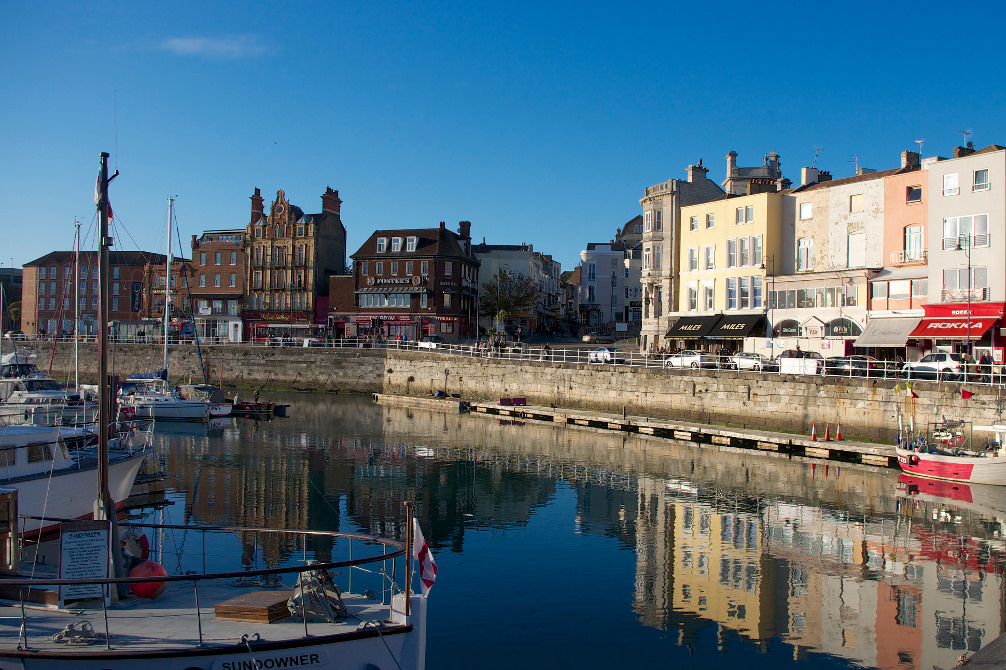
[[163, 197, 173, 379], [95, 152, 116, 519], [74, 220, 80, 392]]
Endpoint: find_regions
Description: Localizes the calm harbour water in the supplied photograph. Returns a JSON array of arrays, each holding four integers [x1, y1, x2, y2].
[[143, 393, 1006, 669]]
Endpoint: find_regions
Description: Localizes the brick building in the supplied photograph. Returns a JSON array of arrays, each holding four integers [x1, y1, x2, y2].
[[329, 221, 478, 342], [242, 187, 347, 341], [190, 230, 245, 342], [21, 251, 164, 336]]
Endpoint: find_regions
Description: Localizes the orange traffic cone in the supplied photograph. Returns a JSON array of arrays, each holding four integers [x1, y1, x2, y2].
[[835, 422, 842, 440], [824, 424, 831, 441], [810, 423, 817, 441]]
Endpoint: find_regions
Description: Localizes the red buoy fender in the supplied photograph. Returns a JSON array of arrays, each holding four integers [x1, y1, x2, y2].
[[909, 455, 919, 465], [129, 560, 167, 599]]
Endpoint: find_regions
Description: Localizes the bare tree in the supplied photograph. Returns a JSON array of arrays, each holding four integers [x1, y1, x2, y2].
[[479, 270, 540, 332]]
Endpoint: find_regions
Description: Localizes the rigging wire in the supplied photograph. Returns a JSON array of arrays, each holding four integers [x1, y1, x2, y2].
[[171, 202, 208, 385]]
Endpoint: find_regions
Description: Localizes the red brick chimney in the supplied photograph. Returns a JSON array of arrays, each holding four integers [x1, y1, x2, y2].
[[250, 187, 264, 225], [321, 187, 342, 216]]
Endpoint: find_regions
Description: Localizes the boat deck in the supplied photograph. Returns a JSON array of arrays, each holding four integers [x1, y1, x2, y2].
[[0, 571, 407, 655]]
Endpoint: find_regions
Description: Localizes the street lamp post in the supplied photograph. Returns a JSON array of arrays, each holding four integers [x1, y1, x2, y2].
[[761, 255, 775, 340], [956, 235, 973, 380]]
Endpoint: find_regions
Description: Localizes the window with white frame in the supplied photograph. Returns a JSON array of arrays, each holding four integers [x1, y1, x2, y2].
[[736, 207, 744, 224], [229, 274, 236, 287], [587, 263, 596, 281], [702, 281, 714, 310], [726, 278, 737, 309], [644, 211, 652, 232], [899, 225, 921, 261], [739, 277, 750, 308], [686, 283, 698, 311], [704, 246, 715, 270], [944, 214, 990, 247], [912, 278, 927, 297], [706, 213, 715, 229], [889, 280, 910, 301], [688, 248, 699, 271], [974, 169, 990, 191], [745, 206, 754, 223], [943, 173, 959, 196], [872, 282, 888, 299], [944, 267, 988, 292], [407, 236, 417, 252], [799, 202, 812, 219], [421, 260, 429, 275], [752, 276, 762, 308], [689, 216, 698, 232], [752, 235, 763, 264], [214, 274, 221, 288], [375, 261, 383, 275], [390, 261, 399, 275], [376, 237, 387, 252], [797, 238, 813, 271], [726, 240, 736, 268], [444, 261, 453, 276], [739, 237, 749, 266], [643, 247, 651, 270], [199, 275, 206, 288], [391, 237, 402, 252]]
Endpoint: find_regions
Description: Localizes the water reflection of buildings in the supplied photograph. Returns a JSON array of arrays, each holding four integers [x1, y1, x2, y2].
[[154, 396, 1006, 669]]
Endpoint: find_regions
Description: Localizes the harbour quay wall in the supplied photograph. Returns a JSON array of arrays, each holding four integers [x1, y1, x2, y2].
[[41, 343, 1000, 437]]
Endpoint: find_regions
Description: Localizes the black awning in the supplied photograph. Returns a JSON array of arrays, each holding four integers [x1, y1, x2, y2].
[[665, 315, 719, 339], [706, 313, 766, 339]]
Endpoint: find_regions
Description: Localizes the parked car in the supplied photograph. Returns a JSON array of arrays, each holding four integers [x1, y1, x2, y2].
[[775, 350, 825, 374], [588, 346, 625, 364], [902, 352, 970, 379], [823, 355, 887, 377], [582, 332, 615, 344], [727, 352, 778, 372], [663, 350, 718, 369], [417, 335, 445, 349]]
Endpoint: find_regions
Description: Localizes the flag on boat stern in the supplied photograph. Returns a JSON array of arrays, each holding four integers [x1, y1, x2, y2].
[[412, 518, 437, 597], [962, 389, 975, 400]]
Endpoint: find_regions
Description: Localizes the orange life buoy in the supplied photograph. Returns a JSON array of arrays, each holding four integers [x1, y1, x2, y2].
[[121, 528, 150, 560]]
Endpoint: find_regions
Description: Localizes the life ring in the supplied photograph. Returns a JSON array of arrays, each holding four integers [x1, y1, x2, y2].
[[121, 527, 150, 560], [121, 406, 136, 419]]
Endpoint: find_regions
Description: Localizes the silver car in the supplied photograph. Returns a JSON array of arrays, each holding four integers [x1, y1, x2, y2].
[[663, 350, 717, 369]]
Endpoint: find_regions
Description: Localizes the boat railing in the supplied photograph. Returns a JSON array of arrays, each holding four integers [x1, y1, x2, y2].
[[6, 521, 409, 651]]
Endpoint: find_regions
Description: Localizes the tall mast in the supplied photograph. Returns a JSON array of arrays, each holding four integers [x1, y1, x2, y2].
[[95, 152, 117, 520], [163, 197, 173, 379], [74, 220, 80, 391]]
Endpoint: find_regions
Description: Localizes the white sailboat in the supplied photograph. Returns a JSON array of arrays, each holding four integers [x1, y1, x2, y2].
[[0, 152, 429, 670], [119, 197, 210, 421]]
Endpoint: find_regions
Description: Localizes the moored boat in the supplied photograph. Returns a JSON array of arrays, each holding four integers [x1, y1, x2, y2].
[[896, 419, 1006, 485]]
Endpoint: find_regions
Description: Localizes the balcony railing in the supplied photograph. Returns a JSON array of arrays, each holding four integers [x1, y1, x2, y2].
[[889, 249, 928, 264], [942, 287, 989, 302], [943, 234, 990, 250]]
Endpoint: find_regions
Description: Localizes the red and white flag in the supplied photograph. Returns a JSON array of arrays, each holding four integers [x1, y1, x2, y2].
[[413, 518, 437, 597]]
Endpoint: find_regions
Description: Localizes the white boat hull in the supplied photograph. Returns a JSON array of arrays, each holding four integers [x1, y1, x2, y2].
[[128, 397, 209, 421], [896, 446, 1006, 485], [9, 450, 148, 534]]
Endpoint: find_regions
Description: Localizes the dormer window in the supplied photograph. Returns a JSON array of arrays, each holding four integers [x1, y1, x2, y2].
[[391, 237, 402, 253], [376, 237, 387, 253], [407, 236, 417, 252]]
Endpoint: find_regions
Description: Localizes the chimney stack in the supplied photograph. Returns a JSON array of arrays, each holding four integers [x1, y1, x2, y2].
[[801, 167, 819, 186], [458, 220, 471, 239], [901, 151, 920, 169], [321, 187, 342, 216], [250, 187, 264, 225], [686, 159, 708, 183]]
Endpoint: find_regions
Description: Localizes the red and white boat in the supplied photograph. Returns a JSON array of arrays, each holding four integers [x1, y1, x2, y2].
[[896, 419, 1006, 485]]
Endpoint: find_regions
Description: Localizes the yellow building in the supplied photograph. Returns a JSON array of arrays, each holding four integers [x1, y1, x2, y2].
[[670, 192, 786, 344]]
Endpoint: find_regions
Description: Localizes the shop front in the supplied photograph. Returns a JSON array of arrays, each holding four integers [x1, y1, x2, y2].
[[908, 303, 1006, 364], [665, 315, 720, 350], [704, 314, 766, 353]]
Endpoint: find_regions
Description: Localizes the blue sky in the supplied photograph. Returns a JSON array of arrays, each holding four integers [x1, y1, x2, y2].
[[4, 1, 1005, 273]]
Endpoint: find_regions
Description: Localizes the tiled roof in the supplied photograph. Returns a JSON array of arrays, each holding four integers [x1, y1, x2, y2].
[[351, 226, 473, 260], [26, 250, 171, 266]]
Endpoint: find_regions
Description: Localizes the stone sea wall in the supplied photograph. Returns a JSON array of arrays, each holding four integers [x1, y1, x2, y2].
[[39, 343, 1005, 438]]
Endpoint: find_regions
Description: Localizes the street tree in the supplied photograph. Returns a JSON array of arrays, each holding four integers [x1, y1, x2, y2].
[[479, 270, 540, 333]]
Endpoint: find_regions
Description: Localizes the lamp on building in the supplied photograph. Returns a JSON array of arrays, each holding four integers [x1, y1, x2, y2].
[[760, 255, 775, 339], [956, 234, 973, 379]]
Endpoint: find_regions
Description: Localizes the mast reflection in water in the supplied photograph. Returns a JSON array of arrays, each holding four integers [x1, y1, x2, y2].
[[146, 394, 1006, 670]]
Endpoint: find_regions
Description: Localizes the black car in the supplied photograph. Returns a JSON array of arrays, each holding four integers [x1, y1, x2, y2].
[[823, 355, 888, 377]]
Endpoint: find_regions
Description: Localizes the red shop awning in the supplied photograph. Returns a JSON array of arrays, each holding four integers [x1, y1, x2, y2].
[[909, 317, 997, 340]]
